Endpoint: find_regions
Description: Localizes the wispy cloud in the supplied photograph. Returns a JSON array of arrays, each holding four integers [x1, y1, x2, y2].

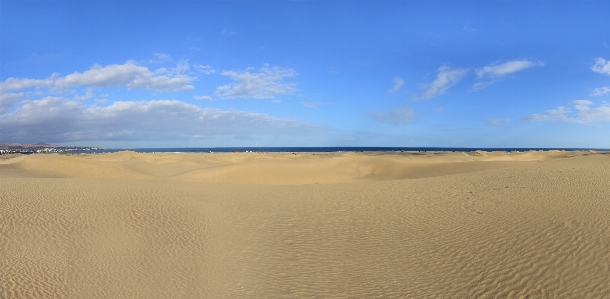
[[485, 118, 510, 126], [301, 102, 321, 108], [522, 100, 610, 124], [462, 25, 477, 32], [389, 77, 404, 94], [215, 65, 297, 99], [193, 95, 213, 101], [0, 61, 195, 93], [590, 86, 610, 96], [149, 52, 171, 63], [470, 80, 496, 91], [472, 59, 543, 91], [476, 60, 543, 78], [416, 66, 468, 100], [591, 57, 610, 75], [194, 65, 215, 75], [0, 98, 320, 143], [522, 106, 570, 123], [367, 107, 417, 124]]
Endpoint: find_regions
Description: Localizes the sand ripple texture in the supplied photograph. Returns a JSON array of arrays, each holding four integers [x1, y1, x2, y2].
[[1, 151, 610, 298]]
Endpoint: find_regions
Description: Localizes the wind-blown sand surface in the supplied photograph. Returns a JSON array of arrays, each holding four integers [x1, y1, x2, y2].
[[1, 150, 609, 298]]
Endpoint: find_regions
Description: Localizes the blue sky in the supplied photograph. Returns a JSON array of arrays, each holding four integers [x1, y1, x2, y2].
[[1, 1, 610, 148]]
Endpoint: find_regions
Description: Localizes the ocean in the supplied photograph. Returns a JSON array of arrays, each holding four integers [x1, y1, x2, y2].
[[78, 147, 609, 154]]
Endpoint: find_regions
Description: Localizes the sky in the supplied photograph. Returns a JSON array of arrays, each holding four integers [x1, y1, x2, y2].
[[1, 0, 610, 148]]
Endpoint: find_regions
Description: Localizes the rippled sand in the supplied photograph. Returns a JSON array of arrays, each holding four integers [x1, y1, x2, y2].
[[1, 151, 609, 298]]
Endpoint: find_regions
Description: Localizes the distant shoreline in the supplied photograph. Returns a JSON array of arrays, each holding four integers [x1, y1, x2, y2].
[[57, 147, 610, 154], [3, 145, 610, 155]]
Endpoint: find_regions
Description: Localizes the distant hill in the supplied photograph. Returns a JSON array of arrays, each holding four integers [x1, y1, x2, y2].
[[0, 142, 100, 154]]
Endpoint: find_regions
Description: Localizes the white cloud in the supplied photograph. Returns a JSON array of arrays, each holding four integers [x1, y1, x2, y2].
[[571, 100, 592, 114], [193, 95, 212, 101], [485, 118, 510, 126], [476, 60, 543, 78], [54, 61, 193, 91], [0, 92, 24, 115], [389, 77, 404, 94], [571, 100, 610, 123], [522, 106, 571, 122], [471, 59, 543, 91], [367, 107, 417, 124], [469, 80, 496, 91], [194, 65, 215, 75], [73, 89, 94, 101], [462, 25, 476, 32], [0, 61, 194, 93], [591, 57, 610, 75], [433, 106, 444, 113], [172, 60, 190, 75], [0, 77, 54, 92], [0, 98, 321, 143], [523, 100, 610, 124], [150, 52, 171, 63], [417, 66, 468, 100], [215, 65, 297, 99], [0, 92, 24, 103], [301, 102, 321, 108], [590, 86, 610, 96]]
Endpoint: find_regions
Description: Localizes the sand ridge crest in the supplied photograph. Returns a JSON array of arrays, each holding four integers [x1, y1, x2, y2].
[[1, 150, 596, 184]]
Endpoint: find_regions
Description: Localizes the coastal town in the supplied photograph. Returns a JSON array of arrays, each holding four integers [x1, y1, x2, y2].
[[0, 142, 101, 155]]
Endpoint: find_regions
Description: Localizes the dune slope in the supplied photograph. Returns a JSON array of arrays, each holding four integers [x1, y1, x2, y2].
[[1, 151, 609, 298]]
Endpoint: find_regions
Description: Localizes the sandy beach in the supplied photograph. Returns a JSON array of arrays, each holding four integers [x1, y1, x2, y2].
[[1, 150, 609, 298]]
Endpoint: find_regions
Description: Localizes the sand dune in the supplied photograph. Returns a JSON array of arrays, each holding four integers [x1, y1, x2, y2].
[[1, 150, 609, 298], [0, 150, 586, 183]]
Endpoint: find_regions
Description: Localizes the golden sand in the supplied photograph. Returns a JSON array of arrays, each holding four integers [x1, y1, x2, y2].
[[1, 150, 609, 298]]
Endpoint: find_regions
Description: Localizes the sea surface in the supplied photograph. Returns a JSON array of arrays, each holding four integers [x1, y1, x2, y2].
[[75, 147, 609, 154]]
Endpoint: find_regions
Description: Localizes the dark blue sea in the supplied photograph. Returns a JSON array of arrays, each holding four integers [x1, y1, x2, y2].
[[80, 147, 608, 154]]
